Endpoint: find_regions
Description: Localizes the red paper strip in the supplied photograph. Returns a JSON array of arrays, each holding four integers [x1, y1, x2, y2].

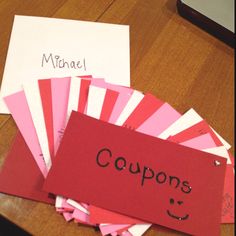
[[167, 120, 221, 146], [123, 93, 163, 129], [100, 89, 119, 122], [38, 79, 54, 158], [78, 79, 91, 113]]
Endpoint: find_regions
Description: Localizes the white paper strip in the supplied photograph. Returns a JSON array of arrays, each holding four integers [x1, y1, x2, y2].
[[158, 108, 202, 139], [115, 90, 144, 126], [203, 146, 231, 164], [67, 76, 82, 121], [66, 199, 89, 215], [86, 85, 106, 119], [55, 195, 64, 208], [128, 224, 152, 236], [24, 80, 51, 169]]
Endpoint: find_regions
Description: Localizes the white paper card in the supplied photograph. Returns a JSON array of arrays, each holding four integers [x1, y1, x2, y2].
[[0, 15, 130, 114], [128, 224, 152, 236], [66, 76, 82, 121], [86, 85, 106, 119], [24, 80, 52, 169], [55, 195, 64, 208], [66, 199, 89, 215]]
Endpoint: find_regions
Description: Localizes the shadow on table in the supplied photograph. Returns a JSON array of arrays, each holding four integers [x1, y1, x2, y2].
[[0, 215, 31, 236]]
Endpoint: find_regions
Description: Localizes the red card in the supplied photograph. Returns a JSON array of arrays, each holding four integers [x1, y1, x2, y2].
[[100, 89, 119, 122], [78, 79, 92, 113], [44, 112, 226, 235], [38, 79, 54, 158], [89, 205, 144, 224], [0, 132, 54, 204]]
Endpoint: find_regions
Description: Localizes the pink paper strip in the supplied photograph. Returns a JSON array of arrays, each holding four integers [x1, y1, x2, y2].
[[180, 133, 217, 149], [56, 208, 65, 213], [4, 91, 47, 177], [99, 224, 131, 236], [63, 212, 74, 222], [51, 77, 71, 154], [120, 231, 133, 236], [61, 199, 75, 211], [136, 103, 181, 136], [72, 209, 94, 226], [111, 232, 118, 236]]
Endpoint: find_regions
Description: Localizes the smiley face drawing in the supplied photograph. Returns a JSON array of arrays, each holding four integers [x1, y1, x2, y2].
[[167, 198, 189, 220]]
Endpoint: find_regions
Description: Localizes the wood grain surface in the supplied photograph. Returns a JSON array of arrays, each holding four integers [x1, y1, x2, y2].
[[0, 0, 234, 235]]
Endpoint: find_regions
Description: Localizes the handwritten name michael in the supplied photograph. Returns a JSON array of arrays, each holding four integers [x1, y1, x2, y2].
[[41, 53, 86, 70]]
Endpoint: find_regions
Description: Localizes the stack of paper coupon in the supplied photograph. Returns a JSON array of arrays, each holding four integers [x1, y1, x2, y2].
[[0, 76, 234, 236], [0, 15, 234, 236]]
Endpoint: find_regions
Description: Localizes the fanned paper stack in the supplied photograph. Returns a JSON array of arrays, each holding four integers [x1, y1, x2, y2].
[[0, 76, 234, 236]]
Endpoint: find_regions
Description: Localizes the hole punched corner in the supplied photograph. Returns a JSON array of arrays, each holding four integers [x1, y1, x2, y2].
[[214, 160, 221, 166]]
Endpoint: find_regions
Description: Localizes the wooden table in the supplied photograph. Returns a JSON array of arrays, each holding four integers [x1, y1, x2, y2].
[[0, 0, 234, 235]]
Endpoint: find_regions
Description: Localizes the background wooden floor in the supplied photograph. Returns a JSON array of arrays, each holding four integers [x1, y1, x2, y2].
[[0, 0, 234, 235]]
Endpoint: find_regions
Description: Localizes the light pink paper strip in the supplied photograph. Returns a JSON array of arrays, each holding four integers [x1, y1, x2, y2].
[[4, 91, 47, 177], [99, 224, 131, 236], [180, 133, 217, 149], [136, 103, 181, 136], [72, 209, 94, 226], [63, 212, 74, 222], [121, 231, 133, 236], [56, 208, 65, 213], [90, 79, 106, 87], [51, 77, 71, 154], [111, 232, 118, 236], [61, 199, 75, 211]]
